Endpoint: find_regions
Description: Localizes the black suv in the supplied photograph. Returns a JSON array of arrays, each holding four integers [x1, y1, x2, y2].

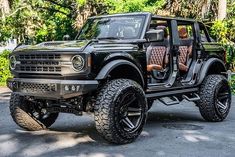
[[7, 12, 231, 144]]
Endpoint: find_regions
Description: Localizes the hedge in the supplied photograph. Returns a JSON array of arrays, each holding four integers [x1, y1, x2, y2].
[[0, 50, 11, 86]]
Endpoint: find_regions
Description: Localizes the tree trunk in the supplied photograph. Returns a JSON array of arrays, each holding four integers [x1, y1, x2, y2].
[[0, 0, 10, 18], [218, 0, 227, 20], [201, 0, 211, 18]]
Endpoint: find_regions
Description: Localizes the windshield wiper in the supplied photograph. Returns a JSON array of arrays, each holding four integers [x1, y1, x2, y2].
[[97, 37, 123, 40]]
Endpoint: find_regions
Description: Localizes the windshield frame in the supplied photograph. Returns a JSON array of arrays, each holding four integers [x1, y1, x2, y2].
[[76, 14, 149, 41]]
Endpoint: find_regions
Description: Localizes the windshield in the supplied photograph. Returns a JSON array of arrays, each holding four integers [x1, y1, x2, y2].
[[77, 15, 145, 40]]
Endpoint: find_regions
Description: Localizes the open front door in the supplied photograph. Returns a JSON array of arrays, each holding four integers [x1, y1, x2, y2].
[[146, 19, 180, 89]]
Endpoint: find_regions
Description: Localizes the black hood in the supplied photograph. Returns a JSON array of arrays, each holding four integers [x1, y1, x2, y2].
[[13, 39, 143, 54], [14, 40, 91, 52]]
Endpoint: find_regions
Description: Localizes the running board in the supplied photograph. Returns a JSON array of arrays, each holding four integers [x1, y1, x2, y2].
[[182, 93, 200, 101], [159, 96, 180, 106], [146, 87, 199, 98]]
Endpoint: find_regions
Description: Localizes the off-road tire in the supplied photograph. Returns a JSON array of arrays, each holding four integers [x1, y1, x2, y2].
[[94, 79, 147, 144], [10, 93, 59, 131], [198, 75, 231, 122]]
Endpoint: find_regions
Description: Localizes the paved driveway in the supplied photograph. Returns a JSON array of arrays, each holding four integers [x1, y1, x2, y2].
[[0, 87, 235, 157]]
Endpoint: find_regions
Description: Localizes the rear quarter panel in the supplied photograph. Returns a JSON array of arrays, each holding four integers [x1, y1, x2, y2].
[[202, 42, 226, 61]]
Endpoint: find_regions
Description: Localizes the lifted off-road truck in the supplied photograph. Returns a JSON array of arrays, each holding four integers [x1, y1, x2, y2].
[[7, 12, 231, 144]]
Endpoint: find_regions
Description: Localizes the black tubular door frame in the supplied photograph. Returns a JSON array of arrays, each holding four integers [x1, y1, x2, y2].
[[146, 18, 179, 88], [175, 20, 199, 86], [167, 20, 180, 86]]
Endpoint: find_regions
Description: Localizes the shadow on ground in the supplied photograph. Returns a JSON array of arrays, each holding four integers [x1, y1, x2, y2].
[[1, 108, 229, 157], [0, 94, 235, 157]]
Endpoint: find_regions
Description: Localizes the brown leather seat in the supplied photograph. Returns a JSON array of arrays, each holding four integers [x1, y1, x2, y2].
[[147, 26, 169, 72], [147, 46, 168, 71], [178, 27, 193, 72]]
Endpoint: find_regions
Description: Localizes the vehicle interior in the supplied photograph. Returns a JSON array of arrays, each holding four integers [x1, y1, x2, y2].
[[145, 18, 198, 88], [177, 24, 195, 82], [144, 17, 202, 105], [145, 20, 171, 85], [78, 16, 145, 40]]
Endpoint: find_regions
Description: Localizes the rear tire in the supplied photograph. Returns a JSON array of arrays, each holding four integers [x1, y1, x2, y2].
[[198, 75, 231, 122], [94, 79, 147, 144], [10, 93, 59, 131]]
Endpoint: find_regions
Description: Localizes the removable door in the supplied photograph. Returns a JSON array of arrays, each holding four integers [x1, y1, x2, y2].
[[146, 19, 180, 89]]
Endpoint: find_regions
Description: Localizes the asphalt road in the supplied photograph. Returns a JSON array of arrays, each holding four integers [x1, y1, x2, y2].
[[0, 87, 235, 157]]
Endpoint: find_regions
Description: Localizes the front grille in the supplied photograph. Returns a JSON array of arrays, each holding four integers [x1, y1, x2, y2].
[[17, 54, 61, 73], [18, 54, 61, 60], [19, 66, 61, 72], [20, 82, 57, 93]]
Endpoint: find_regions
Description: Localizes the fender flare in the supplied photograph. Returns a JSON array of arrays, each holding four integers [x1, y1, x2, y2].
[[95, 59, 145, 87], [198, 58, 227, 84]]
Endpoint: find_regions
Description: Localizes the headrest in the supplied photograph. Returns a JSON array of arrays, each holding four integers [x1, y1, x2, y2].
[[178, 27, 188, 39], [156, 26, 166, 30]]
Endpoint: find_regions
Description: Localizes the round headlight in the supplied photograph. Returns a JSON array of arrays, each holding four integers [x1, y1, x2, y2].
[[71, 55, 85, 71], [9, 55, 17, 70]]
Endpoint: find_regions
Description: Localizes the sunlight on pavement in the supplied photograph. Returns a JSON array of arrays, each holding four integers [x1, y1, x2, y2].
[[183, 130, 211, 142], [0, 134, 18, 155], [16, 130, 96, 156]]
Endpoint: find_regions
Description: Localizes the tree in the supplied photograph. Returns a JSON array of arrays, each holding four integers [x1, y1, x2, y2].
[[0, 0, 78, 43], [0, 0, 11, 19], [218, 0, 227, 20], [0, 0, 234, 44]]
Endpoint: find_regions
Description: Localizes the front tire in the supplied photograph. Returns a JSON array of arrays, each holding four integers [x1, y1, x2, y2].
[[94, 79, 147, 144], [198, 75, 231, 122], [10, 93, 59, 131]]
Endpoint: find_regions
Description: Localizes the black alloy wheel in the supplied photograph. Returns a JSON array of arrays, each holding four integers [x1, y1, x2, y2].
[[94, 79, 147, 144]]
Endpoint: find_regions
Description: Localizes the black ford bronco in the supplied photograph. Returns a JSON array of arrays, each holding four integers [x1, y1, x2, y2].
[[7, 12, 231, 144]]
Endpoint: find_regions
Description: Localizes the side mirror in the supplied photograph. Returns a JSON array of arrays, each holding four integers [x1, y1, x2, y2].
[[63, 34, 70, 41], [146, 29, 164, 42]]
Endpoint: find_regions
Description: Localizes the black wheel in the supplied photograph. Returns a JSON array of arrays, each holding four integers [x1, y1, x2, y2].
[[94, 79, 147, 144], [10, 93, 59, 131], [198, 75, 231, 122]]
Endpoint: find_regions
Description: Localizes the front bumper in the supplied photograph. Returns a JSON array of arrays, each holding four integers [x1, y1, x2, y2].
[[7, 78, 98, 99]]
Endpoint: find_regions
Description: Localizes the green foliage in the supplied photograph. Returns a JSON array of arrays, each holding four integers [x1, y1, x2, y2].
[[0, 0, 166, 44], [206, 1, 235, 71], [209, 1, 235, 44], [210, 20, 228, 44], [0, 50, 11, 86], [0, 0, 77, 43], [106, 0, 165, 13], [231, 75, 235, 94], [209, 16, 235, 70], [226, 1, 235, 41], [0, 0, 235, 46]]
